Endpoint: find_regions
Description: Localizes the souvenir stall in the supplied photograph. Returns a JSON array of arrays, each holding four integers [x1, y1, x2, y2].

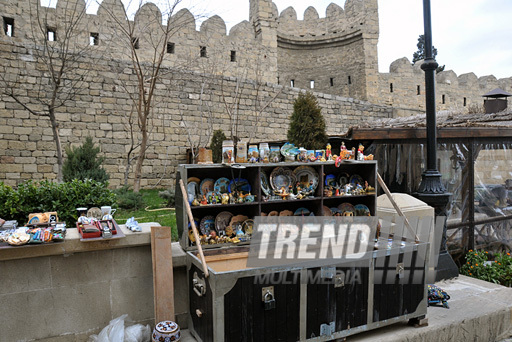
[[337, 110, 512, 260], [175, 143, 430, 341]]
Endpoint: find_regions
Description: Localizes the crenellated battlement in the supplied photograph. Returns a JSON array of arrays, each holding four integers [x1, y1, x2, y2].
[[277, 0, 378, 39]]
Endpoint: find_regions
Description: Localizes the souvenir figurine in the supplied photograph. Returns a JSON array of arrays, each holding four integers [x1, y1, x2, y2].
[[200, 195, 208, 205], [351, 147, 356, 159], [192, 198, 200, 206], [221, 193, 229, 205], [326, 144, 332, 160], [340, 141, 347, 152], [335, 188, 340, 196], [357, 144, 365, 161], [229, 193, 235, 204]]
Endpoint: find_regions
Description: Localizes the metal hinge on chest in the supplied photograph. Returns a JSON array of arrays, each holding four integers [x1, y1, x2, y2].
[[192, 272, 206, 297], [262, 286, 276, 310], [320, 321, 335, 336]]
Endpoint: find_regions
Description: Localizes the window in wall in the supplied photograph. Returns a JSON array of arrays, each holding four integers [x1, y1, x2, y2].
[[310, 80, 315, 89], [230, 50, 236, 62], [291, 79, 295, 87], [330, 78, 334, 87], [90, 32, 99, 46], [390, 83, 393, 93], [417, 85, 421, 95], [348, 76, 352, 85], [3, 17, 14, 37], [47, 27, 56, 41], [200, 46, 207, 57], [167, 42, 175, 54], [132, 37, 139, 49], [442, 94, 446, 104], [463, 97, 467, 107]]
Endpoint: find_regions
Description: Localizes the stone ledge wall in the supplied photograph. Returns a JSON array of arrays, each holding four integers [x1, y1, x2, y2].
[[0, 39, 392, 188]]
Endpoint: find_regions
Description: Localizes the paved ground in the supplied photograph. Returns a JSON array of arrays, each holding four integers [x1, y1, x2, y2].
[[180, 275, 512, 342]]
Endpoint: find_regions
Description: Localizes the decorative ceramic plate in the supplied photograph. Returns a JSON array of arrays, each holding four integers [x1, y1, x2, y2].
[[354, 204, 371, 216], [325, 174, 337, 187], [260, 172, 271, 196], [294, 207, 310, 216], [330, 207, 342, 216], [338, 172, 350, 187], [228, 178, 252, 193], [293, 166, 319, 190], [242, 219, 254, 236], [214, 177, 230, 194], [280, 143, 299, 158], [199, 215, 215, 235], [270, 167, 295, 191], [187, 177, 200, 184], [279, 210, 293, 216], [322, 205, 332, 216], [338, 202, 355, 215], [87, 207, 102, 219], [350, 174, 364, 186], [215, 211, 233, 236], [200, 178, 215, 195]]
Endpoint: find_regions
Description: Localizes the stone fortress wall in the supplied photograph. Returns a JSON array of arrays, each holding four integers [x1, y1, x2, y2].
[[0, 0, 510, 187]]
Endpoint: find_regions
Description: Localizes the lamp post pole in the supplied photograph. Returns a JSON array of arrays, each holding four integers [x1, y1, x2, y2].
[[415, 0, 458, 281]]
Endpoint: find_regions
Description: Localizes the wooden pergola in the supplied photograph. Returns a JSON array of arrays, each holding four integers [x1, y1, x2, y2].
[[333, 110, 512, 259]]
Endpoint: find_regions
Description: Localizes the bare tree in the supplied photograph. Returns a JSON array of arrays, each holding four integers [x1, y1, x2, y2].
[[102, 0, 193, 192], [0, 0, 94, 182]]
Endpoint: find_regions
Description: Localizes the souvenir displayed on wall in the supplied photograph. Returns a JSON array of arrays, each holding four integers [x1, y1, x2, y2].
[[260, 172, 271, 197], [214, 177, 230, 194], [215, 211, 233, 236], [270, 167, 295, 191], [338, 202, 355, 215], [199, 215, 215, 235], [293, 166, 319, 191], [354, 204, 371, 216], [200, 178, 215, 195], [228, 178, 252, 193]]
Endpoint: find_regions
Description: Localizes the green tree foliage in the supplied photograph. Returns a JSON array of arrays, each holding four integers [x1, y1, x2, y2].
[[62, 136, 109, 182], [210, 130, 227, 163], [287, 92, 328, 150], [0, 179, 116, 224], [412, 34, 445, 73]]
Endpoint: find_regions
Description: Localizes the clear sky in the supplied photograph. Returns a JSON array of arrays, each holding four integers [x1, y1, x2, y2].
[[49, 0, 512, 80]]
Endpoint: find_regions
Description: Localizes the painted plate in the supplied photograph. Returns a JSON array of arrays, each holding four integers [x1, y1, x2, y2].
[[325, 174, 337, 187], [293, 166, 319, 191], [228, 178, 252, 193], [242, 219, 254, 236], [199, 215, 215, 235], [349, 174, 364, 186], [338, 202, 355, 215], [270, 167, 295, 191], [214, 177, 230, 194], [260, 171, 271, 196], [200, 178, 215, 195], [294, 207, 310, 216], [338, 172, 350, 187], [215, 211, 233, 236], [354, 204, 371, 216], [330, 207, 342, 216], [187, 177, 200, 184], [322, 205, 332, 216]]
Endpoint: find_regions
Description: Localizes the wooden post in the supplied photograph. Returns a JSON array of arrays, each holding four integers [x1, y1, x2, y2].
[[151, 226, 175, 324]]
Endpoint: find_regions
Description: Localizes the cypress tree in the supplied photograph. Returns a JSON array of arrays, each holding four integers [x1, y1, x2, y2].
[[287, 92, 328, 150], [62, 136, 109, 182]]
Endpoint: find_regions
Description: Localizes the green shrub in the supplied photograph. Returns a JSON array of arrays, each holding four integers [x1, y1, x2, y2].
[[0, 180, 116, 225], [210, 129, 227, 163], [460, 250, 512, 287], [114, 185, 144, 210], [63, 136, 109, 182], [287, 91, 328, 150]]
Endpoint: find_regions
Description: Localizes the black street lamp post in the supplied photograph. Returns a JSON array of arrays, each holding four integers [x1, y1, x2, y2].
[[415, 0, 458, 281]]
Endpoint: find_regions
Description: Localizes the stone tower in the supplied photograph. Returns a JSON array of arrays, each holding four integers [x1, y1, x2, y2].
[[250, 0, 279, 83]]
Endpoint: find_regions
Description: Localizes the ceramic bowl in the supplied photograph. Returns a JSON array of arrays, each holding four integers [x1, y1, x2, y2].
[[152, 321, 180, 342]]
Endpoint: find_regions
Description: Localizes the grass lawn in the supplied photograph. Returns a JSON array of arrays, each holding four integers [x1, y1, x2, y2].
[[115, 189, 178, 241]]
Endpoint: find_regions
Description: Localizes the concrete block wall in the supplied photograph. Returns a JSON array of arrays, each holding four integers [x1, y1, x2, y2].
[[0, 244, 188, 342]]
